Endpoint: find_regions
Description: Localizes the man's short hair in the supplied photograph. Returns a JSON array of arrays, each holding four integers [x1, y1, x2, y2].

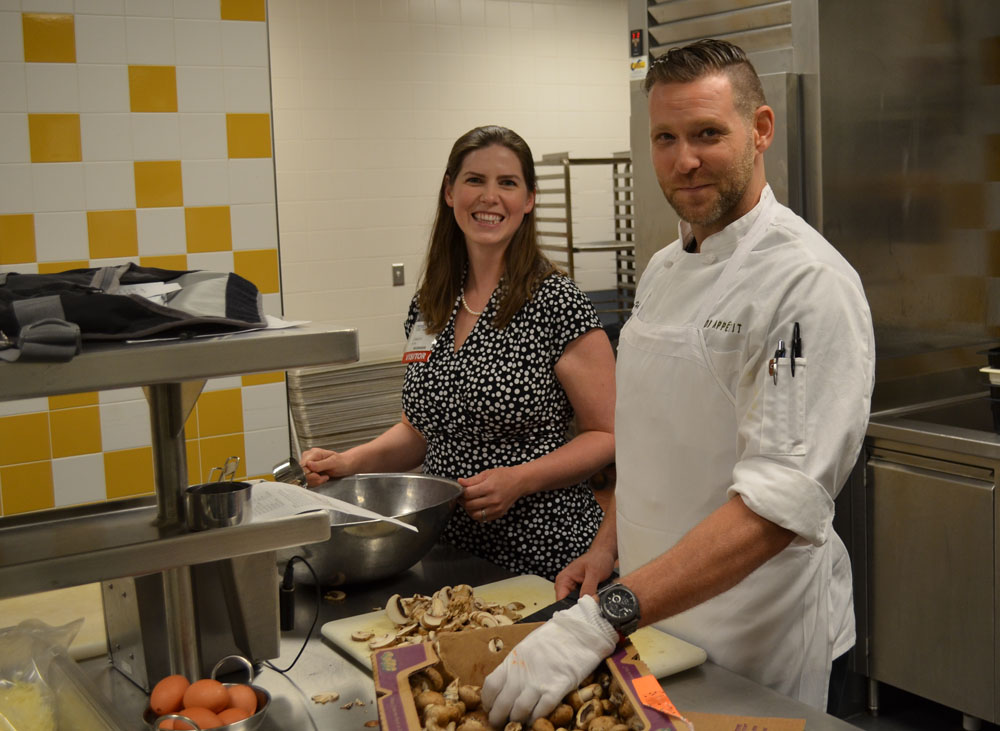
[[644, 39, 766, 121]]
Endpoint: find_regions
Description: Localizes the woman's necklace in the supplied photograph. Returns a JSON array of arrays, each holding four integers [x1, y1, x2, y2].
[[460, 290, 483, 317]]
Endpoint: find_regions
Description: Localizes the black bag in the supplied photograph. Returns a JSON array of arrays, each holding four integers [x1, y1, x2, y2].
[[0, 263, 267, 362]]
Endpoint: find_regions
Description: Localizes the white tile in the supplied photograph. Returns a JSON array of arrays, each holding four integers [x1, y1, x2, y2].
[[74, 0, 125, 14], [409, 0, 434, 24], [75, 13, 127, 64], [124, 0, 169, 16], [243, 426, 289, 477], [126, 16, 175, 64], [0, 164, 34, 214], [0, 397, 48, 417], [25, 64, 80, 112], [509, 0, 532, 28], [187, 250, 233, 273], [100, 398, 152, 450], [178, 112, 226, 159], [202, 376, 242, 392], [220, 20, 268, 67], [230, 203, 277, 250], [228, 158, 275, 204], [0, 63, 26, 113], [175, 18, 223, 66], [242, 381, 287, 431], [83, 161, 135, 209], [261, 291, 281, 317], [180, 159, 229, 205], [81, 112, 133, 160], [460, 0, 484, 25], [484, 0, 508, 26], [224, 66, 270, 113], [78, 64, 130, 112], [173, 0, 219, 19], [22, 0, 73, 11], [176, 66, 225, 113], [98, 386, 145, 403], [0, 114, 29, 163], [131, 113, 180, 160], [52, 453, 107, 507], [435, 0, 461, 24], [34, 210, 88, 262], [0, 262, 39, 274], [0, 13, 23, 63], [32, 163, 86, 213], [136, 206, 185, 255]]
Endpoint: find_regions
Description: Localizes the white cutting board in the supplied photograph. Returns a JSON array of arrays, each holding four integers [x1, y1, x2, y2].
[[321, 575, 706, 679], [0, 583, 108, 661]]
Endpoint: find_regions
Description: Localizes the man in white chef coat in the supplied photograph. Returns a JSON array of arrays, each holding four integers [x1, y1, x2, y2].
[[482, 38, 875, 724]]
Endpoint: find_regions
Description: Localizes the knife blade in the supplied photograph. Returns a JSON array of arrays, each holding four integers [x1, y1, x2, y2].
[[516, 572, 619, 624]]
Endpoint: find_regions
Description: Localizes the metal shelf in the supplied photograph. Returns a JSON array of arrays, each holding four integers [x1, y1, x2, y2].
[[0, 496, 330, 599]]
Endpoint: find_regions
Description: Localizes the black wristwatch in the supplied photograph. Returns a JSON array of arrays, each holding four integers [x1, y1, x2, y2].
[[597, 582, 640, 641]]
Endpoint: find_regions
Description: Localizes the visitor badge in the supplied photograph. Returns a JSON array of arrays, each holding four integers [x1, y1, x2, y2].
[[402, 321, 436, 364]]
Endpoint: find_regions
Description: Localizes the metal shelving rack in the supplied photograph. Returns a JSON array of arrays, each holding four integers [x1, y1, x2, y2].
[[535, 151, 636, 323], [0, 324, 359, 678]]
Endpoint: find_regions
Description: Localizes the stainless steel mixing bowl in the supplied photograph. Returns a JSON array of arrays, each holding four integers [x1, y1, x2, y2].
[[277, 473, 462, 586]]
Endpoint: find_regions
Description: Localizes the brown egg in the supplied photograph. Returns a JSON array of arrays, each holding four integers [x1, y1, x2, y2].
[[149, 674, 189, 716], [218, 706, 252, 724], [162, 706, 223, 730], [227, 684, 258, 716], [182, 679, 230, 713]]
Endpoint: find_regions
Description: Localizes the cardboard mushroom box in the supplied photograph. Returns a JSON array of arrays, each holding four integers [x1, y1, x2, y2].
[[371, 622, 680, 731]]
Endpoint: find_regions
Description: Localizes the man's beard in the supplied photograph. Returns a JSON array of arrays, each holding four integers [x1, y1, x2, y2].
[[665, 135, 755, 228]]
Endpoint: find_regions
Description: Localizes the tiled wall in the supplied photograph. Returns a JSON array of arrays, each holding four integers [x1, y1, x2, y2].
[[268, 0, 631, 362], [0, 0, 287, 516]]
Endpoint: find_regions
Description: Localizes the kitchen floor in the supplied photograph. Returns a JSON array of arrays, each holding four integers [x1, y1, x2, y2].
[[839, 683, 998, 731]]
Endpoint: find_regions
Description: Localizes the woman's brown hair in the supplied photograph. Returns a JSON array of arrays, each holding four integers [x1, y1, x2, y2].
[[416, 125, 557, 333]]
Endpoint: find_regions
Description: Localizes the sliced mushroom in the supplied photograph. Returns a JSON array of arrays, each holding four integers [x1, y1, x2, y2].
[[351, 630, 374, 642], [385, 593, 409, 625], [576, 698, 602, 729], [368, 633, 397, 650], [487, 637, 504, 653]]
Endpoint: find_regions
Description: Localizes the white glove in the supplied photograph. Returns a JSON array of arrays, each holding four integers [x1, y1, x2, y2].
[[482, 595, 618, 727]]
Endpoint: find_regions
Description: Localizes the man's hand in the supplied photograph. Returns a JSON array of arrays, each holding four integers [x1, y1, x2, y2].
[[482, 596, 617, 726], [555, 548, 616, 601]]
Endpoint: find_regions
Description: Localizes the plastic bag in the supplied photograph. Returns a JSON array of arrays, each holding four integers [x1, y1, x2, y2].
[[0, 619, 127, 731]]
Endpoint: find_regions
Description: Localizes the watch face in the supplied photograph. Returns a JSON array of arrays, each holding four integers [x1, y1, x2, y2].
[[600, 586, 637, 622]]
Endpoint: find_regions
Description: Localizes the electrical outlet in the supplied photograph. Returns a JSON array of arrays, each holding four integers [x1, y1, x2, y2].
[[392, 263, 405, 286]]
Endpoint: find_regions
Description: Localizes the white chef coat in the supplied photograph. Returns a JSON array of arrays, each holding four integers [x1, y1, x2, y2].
[[615, 185, 875, 709]]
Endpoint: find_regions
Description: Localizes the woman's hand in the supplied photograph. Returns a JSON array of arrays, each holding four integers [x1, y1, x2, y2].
[[458, 466, 525, 523], [300, 448, 353, 486]]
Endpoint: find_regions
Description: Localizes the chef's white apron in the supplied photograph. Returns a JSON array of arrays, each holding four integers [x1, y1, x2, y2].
[[615, 196, 844, 709]]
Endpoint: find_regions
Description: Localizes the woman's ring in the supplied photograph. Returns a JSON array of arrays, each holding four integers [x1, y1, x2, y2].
[[481, 508, 487, 521]]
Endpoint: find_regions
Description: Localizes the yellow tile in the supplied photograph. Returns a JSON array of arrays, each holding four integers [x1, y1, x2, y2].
[[221, 0, 266, 21], [0, 413, 50, 466], [50, 406, 102, 458], [186, 439, 201, 484], [234, 249, 279, 294], [135, 161, 183, 208], [140, 254, 188, 270], [128, 65, 178, 113], [0, 462, 54, 516], [199, 434, 246, 483], [185, 206, 232, 253], [185, 405, 199, 439], [38, 260, 88, 274], [104, 447, 155, 499], [22, 13, 76, 63], [197, 389, 244, 437], [226, 114, 272, 158], [242, 371, 285, 386], [0, 214, 36, 265], [87, 210, 138, 260], [28, 114, 82, 163], [48, 392, 99, 409]]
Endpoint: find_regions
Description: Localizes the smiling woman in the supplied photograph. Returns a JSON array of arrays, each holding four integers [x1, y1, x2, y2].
[[300, 126, 618, 581]]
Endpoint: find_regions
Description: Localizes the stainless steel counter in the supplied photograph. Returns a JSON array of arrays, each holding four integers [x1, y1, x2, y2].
[[81, 544, 861, 730]]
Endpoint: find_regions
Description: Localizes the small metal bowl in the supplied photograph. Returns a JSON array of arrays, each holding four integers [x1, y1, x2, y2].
[[145, 656, 270, 730], [185, 481, 253, 531]]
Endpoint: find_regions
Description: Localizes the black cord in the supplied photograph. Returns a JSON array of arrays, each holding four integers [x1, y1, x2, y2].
[[265, 555, 321, 674]]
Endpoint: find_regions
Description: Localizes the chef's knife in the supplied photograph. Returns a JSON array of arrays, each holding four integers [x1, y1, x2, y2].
[[517, 572, 619, 624]]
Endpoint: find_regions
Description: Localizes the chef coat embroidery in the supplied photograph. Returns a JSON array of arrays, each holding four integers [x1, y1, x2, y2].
[[703, 318, 743, 333]]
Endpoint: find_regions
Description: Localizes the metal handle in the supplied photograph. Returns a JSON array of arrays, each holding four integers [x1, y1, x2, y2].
[[153, 713, 203, 730], [211, 653, 255, 683]]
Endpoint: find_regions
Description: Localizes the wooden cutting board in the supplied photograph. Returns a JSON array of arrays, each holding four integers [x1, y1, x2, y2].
[[0, 583, 108, 660], [321, 575, 706, 678]]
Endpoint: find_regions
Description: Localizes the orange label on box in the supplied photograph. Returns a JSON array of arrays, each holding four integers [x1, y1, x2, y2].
[[634, 676, 693, 731]]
